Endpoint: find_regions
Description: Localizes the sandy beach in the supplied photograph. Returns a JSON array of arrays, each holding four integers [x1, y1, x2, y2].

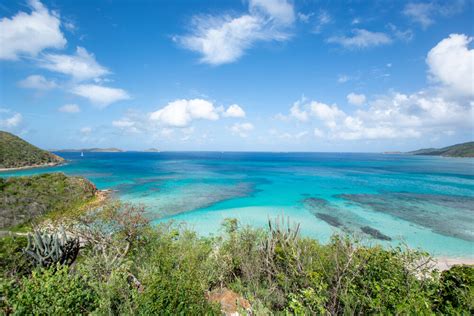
[[434, 257, 474, 271]]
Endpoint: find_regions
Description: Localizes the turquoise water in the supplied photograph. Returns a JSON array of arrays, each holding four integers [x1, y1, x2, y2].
[[2, 152, 473, 257]]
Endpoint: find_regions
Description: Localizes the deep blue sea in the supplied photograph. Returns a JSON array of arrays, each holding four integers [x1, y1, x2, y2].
[[2, 152, 473, 257]]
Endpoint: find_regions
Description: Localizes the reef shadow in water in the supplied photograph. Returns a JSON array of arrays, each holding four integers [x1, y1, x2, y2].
[[315, 213, 343, 227], [302, 197, 393, 241], [338, 193, 474, 242], [149, 182, 255, 219], [361, 226, 392, 241]]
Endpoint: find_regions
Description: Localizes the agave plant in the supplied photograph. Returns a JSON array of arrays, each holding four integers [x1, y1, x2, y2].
[[23, 228, 80, 268]]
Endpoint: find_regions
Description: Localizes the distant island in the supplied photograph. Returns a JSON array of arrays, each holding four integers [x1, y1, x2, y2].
[[143, 148, 161, 152], [56, 148, 124, 153], [408, 141, 474, 158], [0, 131, 64, 171]]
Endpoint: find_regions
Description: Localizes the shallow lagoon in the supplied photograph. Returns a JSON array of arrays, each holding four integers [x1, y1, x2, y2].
[[2, 152, 473, 257]]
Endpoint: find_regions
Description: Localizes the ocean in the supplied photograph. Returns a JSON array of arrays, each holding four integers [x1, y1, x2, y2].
[[2, 152, 473, 257]]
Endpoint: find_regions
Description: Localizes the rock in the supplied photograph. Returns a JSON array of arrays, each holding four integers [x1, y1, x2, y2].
[[207, 288, 251, 316]]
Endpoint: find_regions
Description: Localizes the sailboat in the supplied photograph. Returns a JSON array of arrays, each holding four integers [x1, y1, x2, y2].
[[81, 151, 84, 157]]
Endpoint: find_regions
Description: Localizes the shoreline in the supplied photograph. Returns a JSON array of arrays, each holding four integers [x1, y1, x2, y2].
[[0, 161, 66, 173], [434, 257, 474, 271]]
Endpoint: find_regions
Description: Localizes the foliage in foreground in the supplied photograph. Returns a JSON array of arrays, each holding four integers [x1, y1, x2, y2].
[[0, 203, 473, 315]]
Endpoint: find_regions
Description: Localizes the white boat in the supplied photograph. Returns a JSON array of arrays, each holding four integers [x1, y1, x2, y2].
[[81, 151, 84, 157]]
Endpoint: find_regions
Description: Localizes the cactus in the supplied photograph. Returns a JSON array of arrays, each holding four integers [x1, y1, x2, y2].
[[23, 228, 80, 268]]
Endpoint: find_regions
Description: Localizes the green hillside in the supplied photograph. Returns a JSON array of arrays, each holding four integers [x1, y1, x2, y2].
[[409, 141, 474, 157], [0, 173, 97, 229], [0, 131, 64, 169]]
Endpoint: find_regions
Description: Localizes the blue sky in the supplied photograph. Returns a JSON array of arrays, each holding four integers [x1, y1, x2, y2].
[[0, 0, 473, 151]]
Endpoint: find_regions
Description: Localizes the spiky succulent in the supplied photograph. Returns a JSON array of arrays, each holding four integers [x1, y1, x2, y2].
[[23, 228, 80, 268]]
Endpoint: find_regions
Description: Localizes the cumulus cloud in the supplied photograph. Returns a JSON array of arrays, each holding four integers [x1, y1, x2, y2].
[[0, 112, 23, 129], [426, 33, 474, 97], [223, 104, 246, 118], [289, 99, 309, 122], [40, 47, 110, 80], [176, 0, 294, 65], [0, 0, 66, 60], [71, 84, 130, 107], [230, 122, 254, 137], [18, 75, 57, 90], [347, 93, 366, 106], [58, 104, 80, 113], [327, 29, 392, 49], [150, 99, 220, 127], [290, 91, 471, 141]]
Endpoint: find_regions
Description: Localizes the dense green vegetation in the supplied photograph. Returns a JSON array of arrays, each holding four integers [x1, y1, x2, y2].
[[0, 131, 64, 169], [409, 141, 474, 157], [0, 173, 97, 229], [1, 202, 472, 315]]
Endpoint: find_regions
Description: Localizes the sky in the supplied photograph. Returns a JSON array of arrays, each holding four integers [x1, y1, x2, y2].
[[0, 0, 473, 152]]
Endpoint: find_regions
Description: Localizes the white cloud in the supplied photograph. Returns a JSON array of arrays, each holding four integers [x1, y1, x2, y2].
[[309, 101, 345, 128], [297, 12, 313, 23], [112, 118, 140, 133], [289, 101, 309, 122], [18, 75, 57, 90], [0, 0, 66, 60], [0, 113, 22, 128], [403, 2, 434, 28], [313, 10, 331, 34], [40, 46, 110, 80], [71, 84, 130, 107], [426, 33, 474, 97], [150, 99, 220, 127], [403, 1, 465, 29], [327, 29, 392, 49], [80, 126, 92, 134], [347, 93, 366, 106], [287, 88, 472, 141], [337, 74, 350, 83], [249, 0, 295, 25], [176, 0, 294, 65], [313, 128, 324, 138], [223, 104, 246, 118], [230, 122, 254, 137], [112, 119, 134, 128], [387, 23, 414, 42], [58, 104, 80, 113]]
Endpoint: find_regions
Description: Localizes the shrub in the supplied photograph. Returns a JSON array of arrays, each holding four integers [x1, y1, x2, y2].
[[135, 228, 219, 314], [0, 235, 31, 279], [434, 265, 474, 314], [8, 265, 98, 315]]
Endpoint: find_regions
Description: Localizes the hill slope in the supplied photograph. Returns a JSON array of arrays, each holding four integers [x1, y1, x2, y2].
[[0, 131, 64, 169], [408, 141, 474, 157], [0, 173, 97, 229]]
